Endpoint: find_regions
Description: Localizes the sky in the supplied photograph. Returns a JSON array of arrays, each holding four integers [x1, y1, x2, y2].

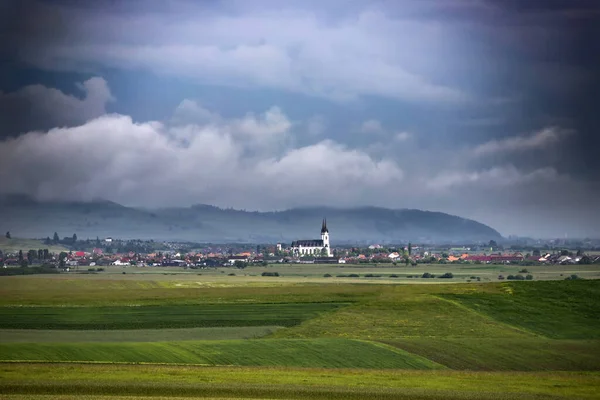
[[0, 0, 598, 238]]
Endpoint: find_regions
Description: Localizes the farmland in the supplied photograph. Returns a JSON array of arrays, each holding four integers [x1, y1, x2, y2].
[[0, 269, 599, 399]]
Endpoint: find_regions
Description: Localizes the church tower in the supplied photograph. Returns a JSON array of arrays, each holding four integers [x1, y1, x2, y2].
[[321, 218, 330, 256]]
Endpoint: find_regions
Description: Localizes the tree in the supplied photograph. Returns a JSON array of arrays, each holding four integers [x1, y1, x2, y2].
[[72, 233, 78, 243], [320, 247, 328, 257], [53, 232, 60, 243], [44, 236, 51, 245], [408, 242, 412, 256], [27, 250, 36, 264], [5, 231, 10, 239], [59, 251, 68, 268], [43, 249, 49, 260], [18, 250, 23, 263], [234, 260, 247, 269], [38, 249, 44, 260], [489, 240, 498, 249]]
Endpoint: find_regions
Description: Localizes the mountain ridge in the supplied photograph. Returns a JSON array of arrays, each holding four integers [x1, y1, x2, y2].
[[0, 196, 502, 243]]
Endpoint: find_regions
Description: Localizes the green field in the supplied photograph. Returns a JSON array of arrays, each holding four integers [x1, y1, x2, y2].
[[0, 271, 599, 399], [1, 364, 599, 400], [0, 339, 442, 369], [0, 327, 283, 342], [389, 338, 600, 371], [0, 302, 346, 330], [444, 280, 600, 339]]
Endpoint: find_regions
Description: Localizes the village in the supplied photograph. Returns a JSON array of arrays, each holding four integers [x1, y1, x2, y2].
[[1, 236, 599, 271]]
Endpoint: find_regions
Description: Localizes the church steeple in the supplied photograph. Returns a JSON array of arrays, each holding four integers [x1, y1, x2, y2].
[[321, 218, 328, 233]]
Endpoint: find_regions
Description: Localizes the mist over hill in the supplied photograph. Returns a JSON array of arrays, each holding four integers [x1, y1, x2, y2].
[[0, 195, 502, 243]]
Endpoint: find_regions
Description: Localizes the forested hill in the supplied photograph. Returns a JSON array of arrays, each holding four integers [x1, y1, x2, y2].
[[0, 196, 502, 243]]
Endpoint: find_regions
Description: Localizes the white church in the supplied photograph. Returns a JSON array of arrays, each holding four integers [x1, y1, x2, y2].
[[291, 219, 331, 257]]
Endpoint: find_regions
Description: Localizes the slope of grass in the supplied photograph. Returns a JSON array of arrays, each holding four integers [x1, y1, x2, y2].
[[0, 302, 346, 330], [0, 339, 444, 369], [0, 326, 283, 342], [445, 280, 600, 339], [273, 292, 531, 340], [1, 364, 599, 400], [387, 338, 600, 371]]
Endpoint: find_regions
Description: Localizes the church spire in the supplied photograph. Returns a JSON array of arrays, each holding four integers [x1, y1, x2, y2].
[[321, 218, 328, 233]]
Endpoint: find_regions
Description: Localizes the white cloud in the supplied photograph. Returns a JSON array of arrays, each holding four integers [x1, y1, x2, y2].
[[473, 127, 573, 156], [0, 77, 113, 136], [0, 106, 403, 210], [427, 165, 559, 190]]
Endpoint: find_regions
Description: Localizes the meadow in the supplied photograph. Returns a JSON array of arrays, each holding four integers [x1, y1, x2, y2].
[[0, 266, 599, 399]]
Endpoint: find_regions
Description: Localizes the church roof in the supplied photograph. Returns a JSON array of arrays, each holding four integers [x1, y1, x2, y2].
[[291, 239, 324, 247], [321, 218, 329, 233]]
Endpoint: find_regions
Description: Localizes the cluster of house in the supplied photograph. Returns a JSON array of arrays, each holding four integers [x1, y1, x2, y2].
[[20, 248, 593, 269]]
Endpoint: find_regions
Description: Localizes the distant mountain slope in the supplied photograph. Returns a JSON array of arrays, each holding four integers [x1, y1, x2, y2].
[[0, 195, 502, 243]]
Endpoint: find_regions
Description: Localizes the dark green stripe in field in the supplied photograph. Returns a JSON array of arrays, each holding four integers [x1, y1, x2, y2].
[[0, 338, 444, 369], [443, 281, 600, 339], [0, 302, 346, 330], [387, 338, 600, 371]]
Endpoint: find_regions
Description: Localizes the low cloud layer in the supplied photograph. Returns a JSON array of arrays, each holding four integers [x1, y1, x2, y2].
[[0, 100, 404, 211], [473, 127, 573, 156]]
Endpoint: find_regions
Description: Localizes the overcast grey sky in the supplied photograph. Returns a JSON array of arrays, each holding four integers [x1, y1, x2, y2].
[[0, 0, 598, 238]]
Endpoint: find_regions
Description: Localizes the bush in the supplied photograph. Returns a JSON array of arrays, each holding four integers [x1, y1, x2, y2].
[[348, 274, 359, 278], [565, 274, 582, 280], [470, 276, 477, 279], [228, 273, 236, 276], [526, 274, 533, 280], [507, 274, 525, 280], [439, 272, 454, 279], [96, 268, 104, 272], [519, 268, 529, 273], [498, 275, 505, 280], [261, 271, 280, 277], [323, 273, 332, 277], [389, 274, 399, 278], [364, 273, 382, 278], [421, 272, 435, 278]]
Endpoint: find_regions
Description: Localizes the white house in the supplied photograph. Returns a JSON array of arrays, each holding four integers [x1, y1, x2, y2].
[[291, 219, 331, 257]]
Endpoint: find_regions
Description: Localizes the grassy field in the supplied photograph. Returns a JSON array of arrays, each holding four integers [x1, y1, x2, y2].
[[0, 272, 599, 399], [0, 339, 443, 369], [1, 364, 599, 399], [0, 302, 346, 330], [388, 338, 600, 371], [444, 280, 600, 339], [0, 327, 283, 342]]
